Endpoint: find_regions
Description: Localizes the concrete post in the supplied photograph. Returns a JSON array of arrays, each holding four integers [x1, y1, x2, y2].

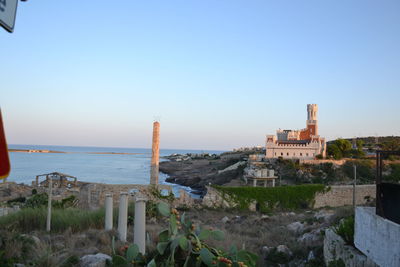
[[253, 179, 257, 187], [272, 179, 275, 187], [46, 175, 52, 232], [105, 194, 113, 230], [134, 194, 148, 254], [150, 121, 160, 185], [118, 192, 128, 242]]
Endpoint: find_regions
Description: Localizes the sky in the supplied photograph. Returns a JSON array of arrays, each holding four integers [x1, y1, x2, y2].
[[1, 0, 400, 150]]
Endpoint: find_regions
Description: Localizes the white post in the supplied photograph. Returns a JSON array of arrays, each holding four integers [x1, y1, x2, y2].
[[272, 179, 275, 187], [105, 193, 113, 230], [134, 194, 147, 254], [46, 175, 52, 232], [118, 192, 128, 242], [253, 179, 257, 187]]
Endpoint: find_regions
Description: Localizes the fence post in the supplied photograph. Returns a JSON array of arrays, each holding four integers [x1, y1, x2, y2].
[[105, 193, 113, 230], [134, 194, 147, 254], [46, 175, 52, 232], [118, 192, 128, 242]]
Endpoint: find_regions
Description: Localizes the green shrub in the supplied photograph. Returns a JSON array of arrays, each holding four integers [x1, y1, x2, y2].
[[213, 184, 327, 213], [334, 216, 354, 246]]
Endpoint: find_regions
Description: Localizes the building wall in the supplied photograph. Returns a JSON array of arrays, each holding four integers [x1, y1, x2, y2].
[[266, 141, 324, 160], [355, 207, 400, 267]]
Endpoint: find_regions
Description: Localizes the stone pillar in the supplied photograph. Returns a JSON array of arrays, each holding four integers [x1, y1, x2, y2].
[[150, 121, 160, 185], [272, 179, 275, 187], [118, 192, 128, 242], [253, 179, 257, 187], [105, 194, 113, 230], [134, 194, 148, 254], [46, 175, 52, 232], [264, 180, 267, 187]]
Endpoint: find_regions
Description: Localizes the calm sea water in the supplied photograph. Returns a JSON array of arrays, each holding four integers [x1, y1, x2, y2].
[[7, 144, 224, 196]]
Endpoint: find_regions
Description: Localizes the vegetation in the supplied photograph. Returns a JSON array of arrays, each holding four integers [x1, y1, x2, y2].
[[0, 207, 104, 233], [327, 139, 365, 159], [108, 202, 258, 267], [333, 216, 354, 246], [213, 184, 327, 212]]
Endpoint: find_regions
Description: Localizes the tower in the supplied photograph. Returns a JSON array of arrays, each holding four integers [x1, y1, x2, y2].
[[306, 104, 318, 136]]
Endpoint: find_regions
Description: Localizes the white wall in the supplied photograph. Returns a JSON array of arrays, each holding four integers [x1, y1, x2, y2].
[[355, 207, 400, 267]]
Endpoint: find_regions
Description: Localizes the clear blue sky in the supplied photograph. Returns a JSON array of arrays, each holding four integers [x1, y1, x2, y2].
[[1, 0, 399, 150]]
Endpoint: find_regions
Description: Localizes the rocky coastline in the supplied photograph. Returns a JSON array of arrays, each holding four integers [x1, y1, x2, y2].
[[159, 151, 251, 195]]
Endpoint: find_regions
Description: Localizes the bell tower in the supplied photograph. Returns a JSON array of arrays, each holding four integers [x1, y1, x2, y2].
[[306, 104, 318, 136]]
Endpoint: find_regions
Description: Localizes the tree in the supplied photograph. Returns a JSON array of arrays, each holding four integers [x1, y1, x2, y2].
[[335, 139, 352, 157], [327, 144, 342, 159], [382, 139, 400, 151]]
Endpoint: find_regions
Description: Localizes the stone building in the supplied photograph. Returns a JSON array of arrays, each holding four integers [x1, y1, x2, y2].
[[266, 104, 326, 160]]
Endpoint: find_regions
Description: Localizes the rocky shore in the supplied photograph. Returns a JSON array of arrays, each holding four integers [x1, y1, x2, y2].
[[160, 151, 251, 195]]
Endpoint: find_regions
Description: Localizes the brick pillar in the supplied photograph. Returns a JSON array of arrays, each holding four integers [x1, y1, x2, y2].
[[150, 121, 160, 184]]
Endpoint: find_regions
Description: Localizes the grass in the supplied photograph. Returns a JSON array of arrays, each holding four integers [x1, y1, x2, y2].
[[0, 207, 105, 233]]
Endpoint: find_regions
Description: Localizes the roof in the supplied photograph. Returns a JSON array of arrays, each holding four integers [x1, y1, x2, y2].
[[277, 140, 310, 145]]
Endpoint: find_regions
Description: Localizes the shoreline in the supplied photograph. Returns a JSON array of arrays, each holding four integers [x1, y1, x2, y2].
[[8, 149, 146, 155]]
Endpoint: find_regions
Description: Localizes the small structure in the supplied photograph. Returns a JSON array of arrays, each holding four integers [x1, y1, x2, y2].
[[245, 168, 277, 187], [34, 172, 77, 188]]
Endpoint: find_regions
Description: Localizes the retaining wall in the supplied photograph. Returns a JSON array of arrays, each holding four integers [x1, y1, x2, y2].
[[202, 185, 376, 210]]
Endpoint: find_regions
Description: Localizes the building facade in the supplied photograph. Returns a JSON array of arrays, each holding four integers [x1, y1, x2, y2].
[[266, 104, 326, 160]]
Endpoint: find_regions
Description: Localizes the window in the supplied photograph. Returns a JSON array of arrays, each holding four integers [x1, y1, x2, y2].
[[287, 153, 289, 156], [300, 153, 303, 156], [274, 152, 276, 156], [306, 153, 309, 156], [281, 152, 283, 156]]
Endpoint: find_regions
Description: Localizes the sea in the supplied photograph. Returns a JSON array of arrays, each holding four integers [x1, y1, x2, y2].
[[6, 144, 225, 197]]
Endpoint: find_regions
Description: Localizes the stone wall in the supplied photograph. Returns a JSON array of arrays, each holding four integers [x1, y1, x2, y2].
[[314, 185, 375, 208], [355, 207, 400, 267], [323, 228, 377, 267], [202, 185, 376, 210]]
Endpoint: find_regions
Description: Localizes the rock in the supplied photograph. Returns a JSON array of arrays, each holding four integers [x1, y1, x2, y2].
[[287, 222, 305, 233], [307, 250, 315, 261], [261, 214, 269, 220], [80, 253, 111, 267], [14, 264, 26, 267], [261, 246, 272, 259], [314, 210, 334, 222], [221, 216, 229, 223], [298, 230, 321, 246], [276, 245, 292, 256], [81, 247, 100, 256]]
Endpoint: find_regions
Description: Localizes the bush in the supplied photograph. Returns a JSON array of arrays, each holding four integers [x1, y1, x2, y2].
[[334, 216, 354, 246], [214, 184, 327, 213]]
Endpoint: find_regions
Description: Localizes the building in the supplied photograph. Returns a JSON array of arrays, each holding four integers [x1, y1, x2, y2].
[[266, 104, 326, 160]]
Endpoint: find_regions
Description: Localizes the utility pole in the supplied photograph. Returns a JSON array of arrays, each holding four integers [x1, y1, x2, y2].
[[353, 164, 357, 208]]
